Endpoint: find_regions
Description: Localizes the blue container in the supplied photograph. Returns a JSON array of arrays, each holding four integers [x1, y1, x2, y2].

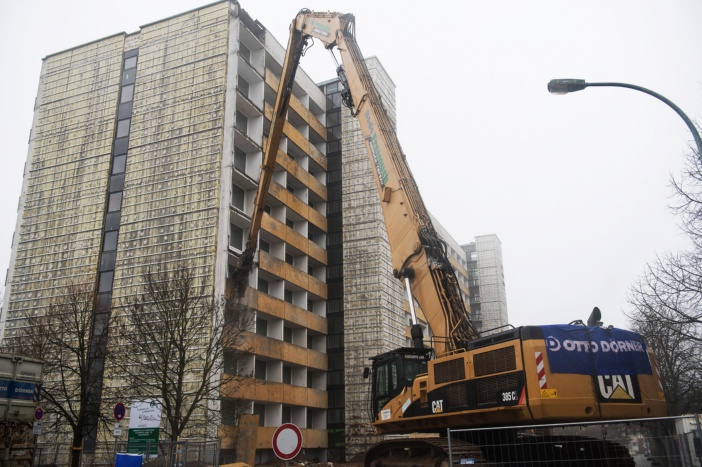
[[115, 453, 143, 467]]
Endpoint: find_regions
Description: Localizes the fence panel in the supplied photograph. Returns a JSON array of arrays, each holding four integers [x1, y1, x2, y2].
[[447, 416, 702, 466], [33, 439, 220, 467]]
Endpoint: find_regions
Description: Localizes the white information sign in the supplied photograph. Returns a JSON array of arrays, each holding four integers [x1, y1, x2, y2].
[[127, 399, 162, 457], [128, 400, 162, 429]]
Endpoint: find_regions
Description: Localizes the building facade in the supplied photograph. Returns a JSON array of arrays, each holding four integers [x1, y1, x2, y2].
[[2, 1, 506, 462], [2, 1, 330, 462], [462, 234, 509, 334]]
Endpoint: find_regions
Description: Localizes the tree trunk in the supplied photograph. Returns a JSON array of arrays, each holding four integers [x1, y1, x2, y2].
[[71, 431, 83, 467]]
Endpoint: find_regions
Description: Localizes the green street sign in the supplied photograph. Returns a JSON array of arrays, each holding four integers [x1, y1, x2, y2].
[[127, 427, 159, 456]]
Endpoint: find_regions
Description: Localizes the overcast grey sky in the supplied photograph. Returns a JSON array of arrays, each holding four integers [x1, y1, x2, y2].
[[1, 1, 701, 330]]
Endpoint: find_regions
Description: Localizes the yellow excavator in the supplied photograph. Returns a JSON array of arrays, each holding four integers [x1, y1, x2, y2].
[[233, 9, 668, 466]]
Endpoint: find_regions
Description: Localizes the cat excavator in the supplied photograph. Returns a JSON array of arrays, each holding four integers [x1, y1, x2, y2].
[[233, 9, 668, 466]]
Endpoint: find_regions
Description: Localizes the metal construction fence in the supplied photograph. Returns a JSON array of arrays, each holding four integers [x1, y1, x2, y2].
[[33, 439, 220, 467], [448, 415, 702, 466]]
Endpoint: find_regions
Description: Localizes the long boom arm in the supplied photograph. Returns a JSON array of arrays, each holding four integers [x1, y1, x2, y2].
[[236, 10, 476, 355]]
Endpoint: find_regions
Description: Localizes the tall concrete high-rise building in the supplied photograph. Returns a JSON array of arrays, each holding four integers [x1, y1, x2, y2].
[[2, 2, 330, 462], [1, 1, 505, 462], [462, 235, 509, 334]]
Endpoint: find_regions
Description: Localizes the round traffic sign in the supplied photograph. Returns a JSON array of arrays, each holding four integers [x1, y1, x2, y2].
[[114, 402, 126, 421], [34, 407, 44, 421], [272, 423, 302, 461]]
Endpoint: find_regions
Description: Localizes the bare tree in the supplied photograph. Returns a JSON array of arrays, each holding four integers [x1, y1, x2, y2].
[[113, 263, 251, 442], [627, 138, 702, 414], [671, 142, 702, 248], [3, 283, 111, 467], [627, 296, 702, 415], [628, 252, 702, 341]]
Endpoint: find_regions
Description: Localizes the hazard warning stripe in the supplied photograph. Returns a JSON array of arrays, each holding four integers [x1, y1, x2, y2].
[[535, 351, 547, 389], [651, 357, 664, 393]]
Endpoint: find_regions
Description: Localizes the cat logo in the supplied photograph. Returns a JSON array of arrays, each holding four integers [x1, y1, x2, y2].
[[596, 375, 641, 403]]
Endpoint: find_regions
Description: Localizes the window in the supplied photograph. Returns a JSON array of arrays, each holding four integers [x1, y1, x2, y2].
[[328, 370, 343, 386], [284, 289, 293, 304], [108, 192, 122, 212], [373, 360, 400, 414], [283, 327, 292, 343], [121, 69, 136, 85], [98, 271, 114, 293], [232, 185, 245, 210], [253, 403, 265, 426], [285, 253, 293, 265], [327, 200, 342, 215], [103, 231, 118, 252], [283, 366, 292, 384], [307, 299, 314, 312], [281, 406, 291, 424], [285, 218, 294, 228], [259, 240, 270, 253], [239, 43, 251, 62], [327, 334, 343, 349], [100, 251, 116, 271], [236, 111, 248, 133], [257, 278, 268, 293], [104, 211, 121, 231], [234, 147, 247, 173], [110, 174, 125, 193], [116, 119, 131, 138], [121, 85, 135, 103], [124, 56, 137, 70], [113, 138, 129, 156], [328, 265, 342, 279], [329, 125, 341, 140], [327, 110, 340, 126], [112, 155, 126, 174], [238, 76, 249, 98], [286, 184, 295, 194], [254, 360, 267, 380], [230, 224, 243, 251], [256, 318, 268, 337], [328, 409, 344, 425]]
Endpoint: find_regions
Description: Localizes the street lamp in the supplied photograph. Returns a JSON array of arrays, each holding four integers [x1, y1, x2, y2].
[[547, 78, 702, 157]]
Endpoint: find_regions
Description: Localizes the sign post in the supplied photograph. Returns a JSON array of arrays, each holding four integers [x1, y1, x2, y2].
[[114, 402, 125, 437], [32, 406, 43, 467], [272, 423, 302, 464]]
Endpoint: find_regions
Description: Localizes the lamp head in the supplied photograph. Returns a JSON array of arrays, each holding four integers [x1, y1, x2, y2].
[[548, 79, 588, 95]]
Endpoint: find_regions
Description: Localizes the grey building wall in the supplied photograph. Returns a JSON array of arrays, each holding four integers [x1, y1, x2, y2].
[[341, 57, 406, 460], [462, 234, 509, 334]]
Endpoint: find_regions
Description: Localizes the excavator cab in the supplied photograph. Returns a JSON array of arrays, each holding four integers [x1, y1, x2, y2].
[[367, 348, 432, 421]]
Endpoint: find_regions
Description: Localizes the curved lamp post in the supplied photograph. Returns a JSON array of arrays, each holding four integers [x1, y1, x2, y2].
[[547, 79, 702, 157]]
